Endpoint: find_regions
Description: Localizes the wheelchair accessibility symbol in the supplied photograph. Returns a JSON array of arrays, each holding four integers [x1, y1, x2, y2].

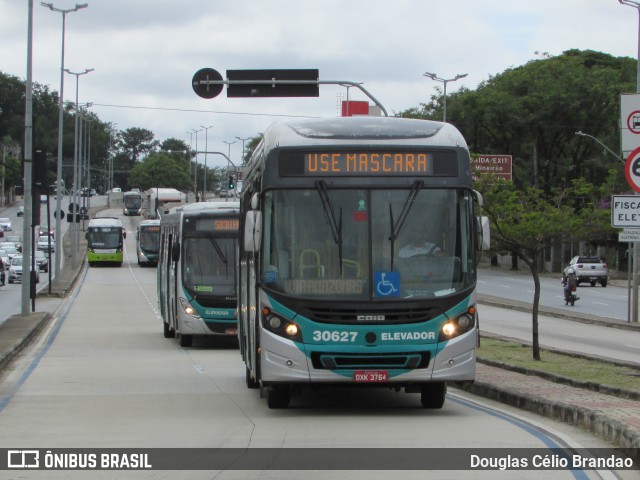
[[374, 271, 400, 297]]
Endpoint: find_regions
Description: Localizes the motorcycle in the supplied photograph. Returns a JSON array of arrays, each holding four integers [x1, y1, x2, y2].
[[562, 279, 579, 306]]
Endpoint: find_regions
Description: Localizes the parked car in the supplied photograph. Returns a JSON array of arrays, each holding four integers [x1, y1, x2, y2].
[[8, 256, 40, 284], [0, 218, 12, 231], [564, 255, 608, 287], [16, 206, 24, 217], [37, 235, 55, 253]]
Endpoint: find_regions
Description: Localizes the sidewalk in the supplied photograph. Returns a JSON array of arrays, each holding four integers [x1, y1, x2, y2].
[[0, 246, 638, 464]]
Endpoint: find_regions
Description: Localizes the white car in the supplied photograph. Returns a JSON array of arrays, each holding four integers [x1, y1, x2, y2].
[[0, 217, 11, 231], [8, 256, 40, 284], [37, 235, 55, 253], [0, 244, 19, 260]]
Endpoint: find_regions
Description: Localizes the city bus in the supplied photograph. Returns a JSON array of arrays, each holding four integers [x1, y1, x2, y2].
[[238, 116, 488, 409], [136, 219, 161, 266], [157, 201, 240, 347], [86, 217, 126, 267], [123, 191, 143, 216]]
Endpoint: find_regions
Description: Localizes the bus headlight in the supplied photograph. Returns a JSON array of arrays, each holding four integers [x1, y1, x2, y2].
[[179, 297, 200, 318], [261, 306, 303, 342], [438, 306, 476, 342]]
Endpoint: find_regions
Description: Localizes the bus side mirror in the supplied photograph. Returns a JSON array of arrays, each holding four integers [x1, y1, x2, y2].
[[476, 216, 490, 251], [171, 241, 180, 262], [244, 210, 262, 253], [123, 230, 127, 239], [85, 232, 88, 240]]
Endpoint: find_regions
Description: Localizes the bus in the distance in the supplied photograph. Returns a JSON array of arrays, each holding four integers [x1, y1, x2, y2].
[[123, 191, 143, 216], [136, 219, 161, 266], [238, 117, 488, 409], [86, 217, 126, 267], [157, 201, 240, 347]]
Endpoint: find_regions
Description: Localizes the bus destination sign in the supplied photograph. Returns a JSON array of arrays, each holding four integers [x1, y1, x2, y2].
[[305, 152, 433, 176], [195, 218, 240, 232]]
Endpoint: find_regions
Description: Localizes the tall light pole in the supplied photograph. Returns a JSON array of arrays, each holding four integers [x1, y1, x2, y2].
[[235, 136, 251, 164], [200, 125, 213, 200], [222, 140, 237, 193], [423, 72, 467, 122], [619, 0, 640, 323], [41, 1, 88, 279], [191, 128, 202, 201], [65, 68, 93, 268]]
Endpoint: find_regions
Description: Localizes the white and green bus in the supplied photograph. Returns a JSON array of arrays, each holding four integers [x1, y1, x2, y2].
[[86, 217, 126, 267], [157, 201, 240, 347], [136, 219, 161, 266], [238, 117, 488, 408]]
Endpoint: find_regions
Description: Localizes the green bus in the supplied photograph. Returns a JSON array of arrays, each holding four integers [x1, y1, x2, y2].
[[86, 217, 126, 267]]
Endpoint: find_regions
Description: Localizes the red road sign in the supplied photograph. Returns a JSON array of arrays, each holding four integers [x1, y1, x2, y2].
[[624, 146, 640, 193], [627, 110, 640, 135]]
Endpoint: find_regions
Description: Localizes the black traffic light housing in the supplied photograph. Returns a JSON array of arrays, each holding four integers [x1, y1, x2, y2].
[[228, 175, 235, 189]]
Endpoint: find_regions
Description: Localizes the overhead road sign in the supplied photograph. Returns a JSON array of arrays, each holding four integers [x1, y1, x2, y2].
[[227, 69, 319, 97], [191, 67, 389, 116], [611, 194, 640, 227], [191, 68, 224, 99]]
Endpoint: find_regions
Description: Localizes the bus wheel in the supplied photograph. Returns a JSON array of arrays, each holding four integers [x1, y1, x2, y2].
[[246, 366, 259, 389], [267, 386, 290, 409], [163, 321, 175, 339], [420, 383, 446, 409], [179, 334, 193, 347]]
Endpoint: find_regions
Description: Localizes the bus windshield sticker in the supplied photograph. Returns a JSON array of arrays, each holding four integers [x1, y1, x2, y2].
[[374, 271, 400, 297]]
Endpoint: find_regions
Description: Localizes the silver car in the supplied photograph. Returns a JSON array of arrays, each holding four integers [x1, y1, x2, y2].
[[0, 217, 11, 231], [8, 256, 40, 284]]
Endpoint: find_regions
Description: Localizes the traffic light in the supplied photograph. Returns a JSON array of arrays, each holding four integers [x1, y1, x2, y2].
[[228, 175, 235, 189]]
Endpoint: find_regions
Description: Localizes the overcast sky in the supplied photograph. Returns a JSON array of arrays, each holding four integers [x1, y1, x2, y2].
[[2, 0, 639, 168]]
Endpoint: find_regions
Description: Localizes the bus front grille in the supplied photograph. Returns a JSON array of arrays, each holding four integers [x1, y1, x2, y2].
[[311, 351, 430, 370], [301, 306, 438, 324]]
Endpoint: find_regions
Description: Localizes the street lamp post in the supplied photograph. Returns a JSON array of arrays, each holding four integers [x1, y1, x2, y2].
[[41, 1, 88, 279], [191, 128, 202, 201], [423, 72, 467, 122], [201, 125, 213, 201], [65, 68, 93, 268], [235, 136, 252, 164]]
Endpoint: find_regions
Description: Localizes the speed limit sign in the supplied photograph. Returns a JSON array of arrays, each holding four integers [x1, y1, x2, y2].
[[625, 146, 640, 193]]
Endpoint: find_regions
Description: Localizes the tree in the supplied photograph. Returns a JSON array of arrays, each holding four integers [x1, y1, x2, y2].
[[399, 50, 634, 193], [117, 127, 159, 166], [128, 151, 192, 192], [476, 175, 613, 360]]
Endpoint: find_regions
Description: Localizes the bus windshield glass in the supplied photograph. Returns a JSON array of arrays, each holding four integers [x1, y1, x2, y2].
[[87, 227, 123, 249], [182, 236, 236, 298], [261, 187, 475, 300], [124, 194, 142, 209], [139, 227, 160, 253]]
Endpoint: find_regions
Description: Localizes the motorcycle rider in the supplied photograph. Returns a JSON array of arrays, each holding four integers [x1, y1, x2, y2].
[[561, 268, 578, 303], [0, 256, 5, 287]]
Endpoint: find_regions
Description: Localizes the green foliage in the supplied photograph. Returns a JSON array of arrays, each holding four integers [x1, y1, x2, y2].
[[128, 152, 192, 192]]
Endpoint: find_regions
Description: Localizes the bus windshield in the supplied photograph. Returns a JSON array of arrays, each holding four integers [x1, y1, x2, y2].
[[182, 236, 236, 298], [139, 228, 160, 253], [261, 187, 476, 300], [87, 228, 123, 249], [124, 195, 142, 209]]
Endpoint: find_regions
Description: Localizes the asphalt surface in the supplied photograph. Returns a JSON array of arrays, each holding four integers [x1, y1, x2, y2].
[[0, 215, 639, 464]]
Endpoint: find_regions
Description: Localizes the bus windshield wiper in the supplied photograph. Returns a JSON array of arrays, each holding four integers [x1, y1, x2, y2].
[[389, 180, 423, 270], [210, 238, 228, 264], [315, 180, 344, 273]]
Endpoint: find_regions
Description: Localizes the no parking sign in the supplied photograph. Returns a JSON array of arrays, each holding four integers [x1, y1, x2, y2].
[[625, 146, 640, 193]]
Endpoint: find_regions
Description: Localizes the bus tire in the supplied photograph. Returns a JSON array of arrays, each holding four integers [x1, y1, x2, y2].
[[163, 321, 175, 339], [420, 383, 446, 409], [267, 385, 290, 409], [179, 334, 193, 347]]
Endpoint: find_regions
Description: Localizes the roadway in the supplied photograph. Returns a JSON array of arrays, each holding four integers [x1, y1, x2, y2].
[[0, 205, 638, 477], [0, 210, 632, 479]]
